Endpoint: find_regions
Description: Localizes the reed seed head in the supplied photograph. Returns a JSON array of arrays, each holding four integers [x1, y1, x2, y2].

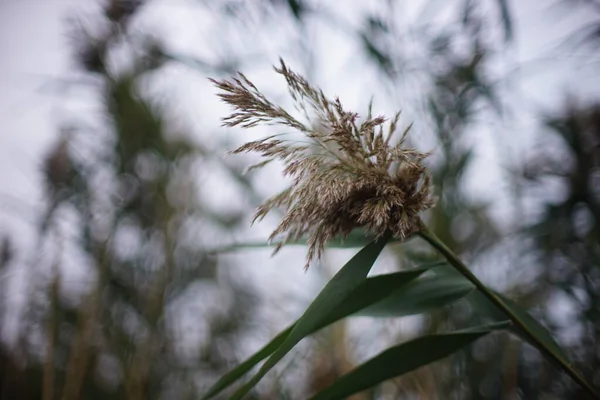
[[211, 59, 436, 269]]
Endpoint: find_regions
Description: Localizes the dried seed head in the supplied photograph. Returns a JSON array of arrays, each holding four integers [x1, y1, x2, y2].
[[211, 59, 436, 269]]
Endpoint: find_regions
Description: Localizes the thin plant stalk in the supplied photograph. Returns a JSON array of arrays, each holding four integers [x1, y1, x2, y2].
[[43, 269, 59, 400], [418, 225, 600, 400]]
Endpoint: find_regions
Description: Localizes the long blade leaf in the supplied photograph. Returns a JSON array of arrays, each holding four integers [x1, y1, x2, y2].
[[201, 326, 292, 399], [202, 264, 431, 399], [309, 321, 512, 400], [496, 293, 568, 360], [466, 290, 568, 360], [229, 236, 390, 399], [357, 273, 474, 317]]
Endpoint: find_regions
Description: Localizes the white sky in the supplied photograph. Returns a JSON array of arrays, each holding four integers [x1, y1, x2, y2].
[[0, 0, 79, 242]]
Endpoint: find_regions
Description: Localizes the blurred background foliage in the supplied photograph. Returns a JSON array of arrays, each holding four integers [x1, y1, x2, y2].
[[1, 0, 600, 399]]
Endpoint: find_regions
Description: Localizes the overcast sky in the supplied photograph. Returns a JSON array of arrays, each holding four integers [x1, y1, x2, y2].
[[1, 0, 78, 240]]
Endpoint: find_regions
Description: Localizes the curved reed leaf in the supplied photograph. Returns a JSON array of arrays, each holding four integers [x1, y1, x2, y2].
[[494, 292, 568, 360], [309, 321, 512, 400], [465, 290, 569, 360], [202, 264, 434, 399], [228, 236, 390, 399], [357, 273, 474, 317], [201, 326, 292, 399]]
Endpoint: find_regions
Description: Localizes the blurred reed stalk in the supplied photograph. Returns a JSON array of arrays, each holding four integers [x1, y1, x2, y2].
[[43, 263, 60, 400]]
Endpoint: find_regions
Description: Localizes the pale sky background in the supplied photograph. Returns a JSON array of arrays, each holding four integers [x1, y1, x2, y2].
[[1, 0, 599, 358], [1, 0, 80, 249]]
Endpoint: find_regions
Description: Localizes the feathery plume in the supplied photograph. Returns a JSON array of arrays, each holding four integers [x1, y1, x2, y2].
[[211, 59, 436, 269]]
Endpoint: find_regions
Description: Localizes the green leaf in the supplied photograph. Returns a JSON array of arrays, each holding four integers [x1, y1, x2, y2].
[[357, 272, 474, 317], [415, 261, 568, 362], [229, 236, 390, 400], [463, 290, 506, 321], [201, 326, 292, 399], [202, 264, 431, 399], [467, 290, 569, 361], [309, 321, 512, 400], [324, 267, 433, 323], [496, 293, 569, 360]]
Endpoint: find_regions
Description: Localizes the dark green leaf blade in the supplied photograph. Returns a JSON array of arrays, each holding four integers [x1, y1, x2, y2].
[[309, 321, 512, 400], [320, 267, 432, 325], [202, 265, 431, 399], [229, 236, 390, 399], [201, 326, 293, 399], [357, 273, 474, 317], [467, 290, 569, 361], [496, 292, 569, 360]]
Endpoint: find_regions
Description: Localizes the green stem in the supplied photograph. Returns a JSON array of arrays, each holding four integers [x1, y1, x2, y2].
[[418, 226, 599, 400]]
